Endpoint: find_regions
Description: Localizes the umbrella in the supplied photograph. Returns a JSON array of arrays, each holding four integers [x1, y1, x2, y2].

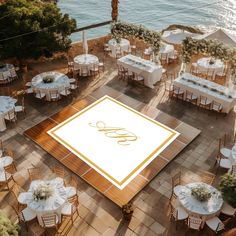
[[82, 30, 88, 54], [162, 29, 200, 45], [194, 28, 236, 47]]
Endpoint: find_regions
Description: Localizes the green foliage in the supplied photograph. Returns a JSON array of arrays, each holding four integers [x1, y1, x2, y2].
[[0, 0, 76, 60], [219, 173, 236, 208], [0, 210, 19, 236], [182, 37, 236, 77], [111, 21, 161, 53]]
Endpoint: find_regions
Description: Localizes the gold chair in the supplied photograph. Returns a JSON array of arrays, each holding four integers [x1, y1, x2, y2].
[[211, 101, 223, 113], [98, 58, 105, 73], [160, 53, 168, 65], [171, 172, 182, 198], [186, 216, 203, 232], [172, 85, 184, 100], [129, 72, 144, 86], [10, 183, 27, 209], [28, 167, 41, 182], [197, 170, 215, 185], [205, 68, 215, 80], [49, 90, 60, 102], [4, 149, 17, 172], [90, 64, 100, 77], [41, 214, 59, 232], [206, 217, 230, 234], [5, 109, 17, 125], [65, 176, 78, 198], [61, 194, 79, 223], [198, 96, 212, 110], [117, 64, 128, 80], [34, 89, 46, 100], [169, 197, 188, 229], [1, 165, 14, 190], [185, 90, 198, 105], [15, 97, 26, 118], [52, 165, 65, 179], [11, 204, 37, 232]]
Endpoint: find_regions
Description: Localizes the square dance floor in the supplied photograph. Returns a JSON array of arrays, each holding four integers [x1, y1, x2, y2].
[[25, 87, 200, 206]]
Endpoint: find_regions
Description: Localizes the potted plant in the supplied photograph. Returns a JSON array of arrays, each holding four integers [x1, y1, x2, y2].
[[122, 203, 134, 221], [0, 210, 19, 236], [219, 173, 236, 208]]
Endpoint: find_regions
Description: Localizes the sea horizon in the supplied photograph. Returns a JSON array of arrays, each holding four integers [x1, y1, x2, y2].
[[58, 0, 236, 41]]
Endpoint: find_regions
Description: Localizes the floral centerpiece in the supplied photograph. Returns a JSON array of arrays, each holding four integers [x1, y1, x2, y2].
[[33, 182, 54, 201], [209, 57, 215, 65], [43, 75, 54, 84], [191, 185, 212, 202]]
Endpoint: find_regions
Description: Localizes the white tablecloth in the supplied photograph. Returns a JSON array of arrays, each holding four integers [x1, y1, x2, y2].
[[31, 72, 70, 100], [0, 64, 15, 81], [197, 57, 224, 78], [0, 96, 17, 132], [177, 182, 223, 222], [159, 44, 175, 63], [174, 73, 236, 113], [73, 54, 99, 72], [20, 178, 67, 226], [117, 55, 163, 89], [108, 38, 130, 58]]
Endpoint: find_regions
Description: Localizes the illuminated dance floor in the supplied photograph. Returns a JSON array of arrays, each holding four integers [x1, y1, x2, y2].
[[25, 87, 200, 206]]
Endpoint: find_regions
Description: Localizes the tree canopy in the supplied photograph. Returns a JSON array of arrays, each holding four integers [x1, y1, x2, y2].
[[0, 0, 76, 61]]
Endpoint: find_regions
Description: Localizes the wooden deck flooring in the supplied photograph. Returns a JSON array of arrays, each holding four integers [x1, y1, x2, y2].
[[24, 87, 201, 207]]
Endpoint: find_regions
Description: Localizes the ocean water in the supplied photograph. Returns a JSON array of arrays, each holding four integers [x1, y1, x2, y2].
[[58, 0, 236, 41]]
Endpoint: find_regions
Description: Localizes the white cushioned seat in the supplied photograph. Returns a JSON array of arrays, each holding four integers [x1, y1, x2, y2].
[[221, 202, 236, 216], [206, 216, 224, 231], [65, 186, 76, 198], [220, 148, 231, 158], [22, 207, 37, 221]]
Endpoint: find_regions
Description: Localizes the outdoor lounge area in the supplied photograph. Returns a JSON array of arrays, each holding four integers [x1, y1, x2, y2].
[[0, 1, 236, 236]]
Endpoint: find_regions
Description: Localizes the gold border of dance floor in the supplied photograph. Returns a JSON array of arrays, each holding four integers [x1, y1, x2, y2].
[[24, 87, 201, 207]]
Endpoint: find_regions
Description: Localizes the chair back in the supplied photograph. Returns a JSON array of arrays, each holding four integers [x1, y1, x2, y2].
[[171, 172, 181, 188], [5, 149, 14, 158], [187, 216, 202, 230], [186, 90, 194, 99], [231, 165, 236, 175], [49, 90, 59, 100], [198, 170, 215, 185], [5, 109, 16, 121], [212, 101, 222, 112], [173, 85, 180, 93], [34, 89, 43, 99], [52, 166, 65, 178], [0, 139, 2, 150], [41, 214, 57, 228], [10, 183, 20, 199], [28, 167, 41, 181], [199, 96, 209, 105], [70, 176, 78, 189], [10, 68, 17, 78], [68, 194, 79, 206]]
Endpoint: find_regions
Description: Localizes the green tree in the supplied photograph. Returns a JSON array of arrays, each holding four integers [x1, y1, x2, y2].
[[0, 0, 76, 62]]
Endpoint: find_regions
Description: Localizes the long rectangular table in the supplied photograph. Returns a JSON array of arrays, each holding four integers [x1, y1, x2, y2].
[[118, 55, 162, 89], [174, 73, 236, 113]]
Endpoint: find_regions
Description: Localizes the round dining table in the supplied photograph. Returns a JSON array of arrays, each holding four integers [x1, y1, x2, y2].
[[177, 182, 223, 222], [0, 96, 17, 132], [108, 38, 130, 58], [31, 72, 70, 101], [197, 57, 224, 78], [73, 54, 99, 75], [0, 64, 15, 82], [18, 177, 67, 226]]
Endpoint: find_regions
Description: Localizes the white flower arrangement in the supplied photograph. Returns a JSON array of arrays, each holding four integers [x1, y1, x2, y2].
[[182, 37, 236, 79], [33, 182, 54, 201], [111, 21, 161, 53], [191, 185, 212, 202]]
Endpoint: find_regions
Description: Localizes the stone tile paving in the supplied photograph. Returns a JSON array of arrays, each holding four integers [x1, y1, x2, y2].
[[0, 48, 235, 236]]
